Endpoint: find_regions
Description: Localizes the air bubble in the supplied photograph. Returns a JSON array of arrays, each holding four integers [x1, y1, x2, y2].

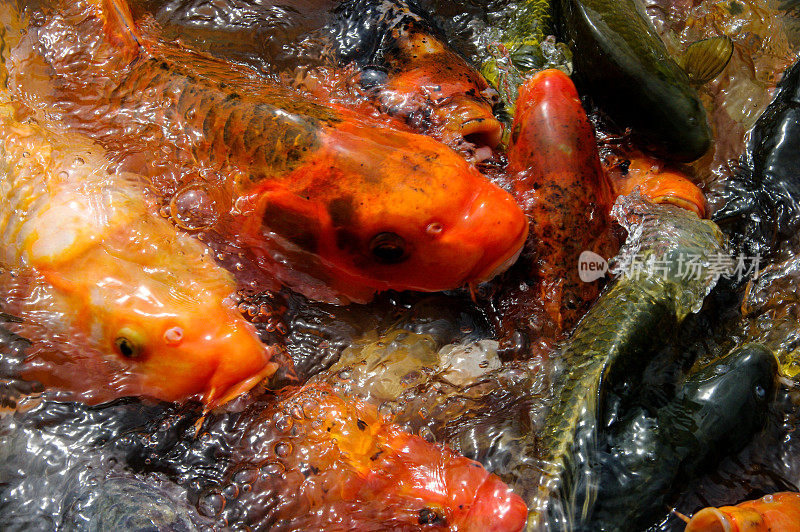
[[419, 426, 435, 443], [170, 185, 218, 231], [274, 415, 293, 433], [197, 491, 225, 517], [232, 467, 259, 486], [274, 441, 292, 457], [261, 461, 286, 477], [221, 483, 239, 501]]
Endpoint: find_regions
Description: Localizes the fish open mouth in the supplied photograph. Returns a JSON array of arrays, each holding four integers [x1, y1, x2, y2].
[[203, 361, 279, 411], [684, 507, 733, 532], [459, 116, 503, 150]]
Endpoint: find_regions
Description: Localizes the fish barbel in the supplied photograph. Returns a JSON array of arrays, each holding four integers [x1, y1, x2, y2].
[[0, 7, 276, 406], [8, 0, 528, 304]]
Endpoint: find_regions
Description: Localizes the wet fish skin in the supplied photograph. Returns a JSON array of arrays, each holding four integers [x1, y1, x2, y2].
[[684, 491, 800, 532], [582, 344, 777, 531], [10, 0, 528, 304], [489, 69, 615, 355], [510, 200, 727, 530], [712, 57, 800, 264], [554, 0, 712, 162], [0, 8, 276, 406]]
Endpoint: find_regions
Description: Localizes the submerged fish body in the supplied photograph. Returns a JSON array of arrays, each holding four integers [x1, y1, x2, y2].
[[0, 90, 276, 404], [491, 69, 615, 354], [144, 382, 529, 531], [585, 344, 777, 530], [712, 57, 800, 262], [10, 0, 528, 304], [555, 0, 712, 161], [684, 491, 800, 532]]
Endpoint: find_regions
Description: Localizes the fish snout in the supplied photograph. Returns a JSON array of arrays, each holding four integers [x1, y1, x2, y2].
[[449, 185, 528, 284], [464, 474, 528, 532], [199, 319, 278, 409], [684, 506, 761, 532]]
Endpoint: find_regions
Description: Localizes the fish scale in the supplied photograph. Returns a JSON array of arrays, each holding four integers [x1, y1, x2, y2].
[[10, 0, 529, 305], [506, 200, 727, 530], [0, 5, 278, 406]]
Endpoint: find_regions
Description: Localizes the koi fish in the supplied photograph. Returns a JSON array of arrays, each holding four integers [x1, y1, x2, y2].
[[124, 382, 528, 530], [336, 0, 504, 153], [583, 344, 777, 530], [9, 0, 528, 305], [683, 492, 800, 532], [489, 69, 615, 354], [128, 0, 504, 155], [507, 198, 726, 529], [554, 0, 723, 161], [604, 151, 707, 217], [0, 18, 276, 405]]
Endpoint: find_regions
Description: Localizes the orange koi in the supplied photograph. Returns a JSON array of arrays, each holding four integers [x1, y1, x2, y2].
[[9, 0, 527, 304], [0, 101, 277, 407], [214, 382, 528, 530], [604, 151, 707, 217], [682, 492, 800, 532], [489, 69, 615, 354], [356, 2, 504, 154]]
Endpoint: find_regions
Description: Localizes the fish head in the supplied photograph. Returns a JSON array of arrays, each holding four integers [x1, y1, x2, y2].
[[309, 130, 527, 296], [253, 127, 528, 302], [102, 298, 276, 408], [606, 153, 707, 216], [678, 344, 777, 447], [684, 505, 767, 532], [82, 222, 277, 406], [364, 27, 503, 153]]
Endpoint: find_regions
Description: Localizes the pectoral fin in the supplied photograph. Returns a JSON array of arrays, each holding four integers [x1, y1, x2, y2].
[[678, 36, 734, 85]]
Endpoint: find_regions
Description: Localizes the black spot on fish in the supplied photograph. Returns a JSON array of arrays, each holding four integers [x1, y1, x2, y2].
[[356, 419, 367, 431], [262, 201, 319, 253], [335, 228, 361, 254], [418, 508, 446, 526], [327, 196, 356, 228]]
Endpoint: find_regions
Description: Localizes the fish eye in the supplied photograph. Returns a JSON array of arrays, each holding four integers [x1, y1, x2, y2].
[[754, 384, 766, 399], [369, 232, 408, 263], [114, 327, 145, 359], [418, 507, 446, 526], [359, 67, 389, 89]]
